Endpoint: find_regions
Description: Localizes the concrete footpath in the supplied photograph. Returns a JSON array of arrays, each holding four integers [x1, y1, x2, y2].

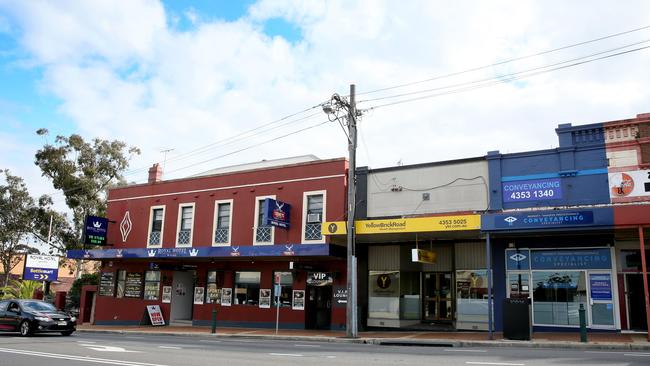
[[76, 324, 650, 351]]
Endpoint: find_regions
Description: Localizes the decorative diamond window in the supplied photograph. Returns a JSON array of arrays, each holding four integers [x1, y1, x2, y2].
[[148, 231, 161, 246], [214, 228, 229, 244], [305, 223, 322, 240], [178, 229, 191, 245], [255, 226, 272, 243]]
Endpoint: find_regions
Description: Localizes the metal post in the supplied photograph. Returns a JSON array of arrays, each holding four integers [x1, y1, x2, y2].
[[346, 84, 358, 338], [639, 226, 650, 342], [211, 306, 217, 334], [579, 304, 587, 342], [486, 232, 493, 340]]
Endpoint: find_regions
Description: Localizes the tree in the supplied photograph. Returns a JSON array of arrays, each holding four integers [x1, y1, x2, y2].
[[34, 129, 140, 245], [1, 278, 42, 300], [0, 170, 38, 286]]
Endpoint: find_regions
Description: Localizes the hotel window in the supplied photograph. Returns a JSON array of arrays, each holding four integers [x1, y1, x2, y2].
[[143, 271, 161, 301], [116, 270, 126, 298], [302, 191, 326, 242], [234, 271, 261, 305], [176, 203, 195, 247], [253, 196, 275, 245], [206, 270, 224, 304], [147, 206, 165, 247], [213, 200, 233, 246], [272, 271, 294, 307]]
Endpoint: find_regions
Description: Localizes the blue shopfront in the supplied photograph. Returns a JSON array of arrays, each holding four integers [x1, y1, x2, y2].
[[483, 207, 619, 331]]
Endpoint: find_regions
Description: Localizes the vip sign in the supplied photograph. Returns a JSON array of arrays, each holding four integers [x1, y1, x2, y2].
[[609, 170, 650, 200]]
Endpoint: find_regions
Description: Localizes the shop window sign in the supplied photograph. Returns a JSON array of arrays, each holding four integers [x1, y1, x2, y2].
[[506, 249, 530, 271], [530, 248, 611, 270], [589, 274, 612, 301]]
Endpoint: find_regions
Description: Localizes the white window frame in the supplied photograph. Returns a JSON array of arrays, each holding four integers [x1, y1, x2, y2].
[[301, 190, 327, 244], [175, 202, 196, 247], [212, 199, 234, 247], [253, 195, 276, 246], [147, 205, 166, 248]]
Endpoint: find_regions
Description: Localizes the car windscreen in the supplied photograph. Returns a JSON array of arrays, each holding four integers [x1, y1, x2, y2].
[[21, 301, 58, 312]]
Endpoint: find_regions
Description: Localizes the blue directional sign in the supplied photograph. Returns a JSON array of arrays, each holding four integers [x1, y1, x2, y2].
[[23, 255, 59, 281]]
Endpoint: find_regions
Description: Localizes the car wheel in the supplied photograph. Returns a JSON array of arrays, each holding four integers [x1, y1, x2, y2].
[[19, 321, 33, 337], [61, 331, 74, 336]]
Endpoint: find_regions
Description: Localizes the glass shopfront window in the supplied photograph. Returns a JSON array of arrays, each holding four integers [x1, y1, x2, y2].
[[532, 271, 586, 326], [368, 271, 400, 319], [234, 271, 260, 305], [456, 270, 489, 330]]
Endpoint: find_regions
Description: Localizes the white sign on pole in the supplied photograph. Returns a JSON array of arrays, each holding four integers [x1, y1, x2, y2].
[[25, 255, 59, 269]]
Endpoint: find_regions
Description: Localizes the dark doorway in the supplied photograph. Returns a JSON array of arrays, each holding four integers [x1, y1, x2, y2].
[[626, 273, 649, 330], [422, 272, 453, 322], [306, 286, 332, 330]]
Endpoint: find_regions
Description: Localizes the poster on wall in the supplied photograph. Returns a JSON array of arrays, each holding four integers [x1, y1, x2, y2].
[[206, 283, 220, 304], [193, 287, 205, 305], [162, 286, 172, 303], [589, 274, 613, 301], [292, 290, 305, 310], [98, 272, 115, 297], [124, 272, 143, 298], [259, 289, 271, 308], [609, 170, 650, 200], [221, 288, 232, 306]]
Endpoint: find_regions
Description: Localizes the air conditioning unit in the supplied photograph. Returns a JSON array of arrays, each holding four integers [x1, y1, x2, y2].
[[307, 213, 322, 223]]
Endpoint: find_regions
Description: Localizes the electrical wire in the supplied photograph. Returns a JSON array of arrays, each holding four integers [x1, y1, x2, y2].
[[354, 24, 650, 97], [362, 45, 650, 111]]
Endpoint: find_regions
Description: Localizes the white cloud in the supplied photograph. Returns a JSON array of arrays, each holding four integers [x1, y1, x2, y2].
[[0, 0, 649, 192]]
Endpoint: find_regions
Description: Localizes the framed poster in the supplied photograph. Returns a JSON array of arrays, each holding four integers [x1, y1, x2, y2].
[[221, 288, 232, 306], [259, 289, 271, 308], [162, 286, 172, 303], [193, 287, 205, 305], [292, 290, 305, 310], [206, 283, 220, 304], [124, 272, 143, 298], [99, 272, 115, 297]]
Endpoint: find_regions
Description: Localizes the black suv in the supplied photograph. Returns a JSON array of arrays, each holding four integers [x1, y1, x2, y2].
[[0, 299, 76, 336]]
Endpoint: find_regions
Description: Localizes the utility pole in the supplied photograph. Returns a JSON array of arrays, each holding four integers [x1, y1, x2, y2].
[[323, 84, 359, 338], [346, 84, 358, 338]]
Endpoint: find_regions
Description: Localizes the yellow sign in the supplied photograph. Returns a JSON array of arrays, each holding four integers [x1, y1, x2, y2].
[[412, 249, 436, 264], [322, 215, 480, 235]]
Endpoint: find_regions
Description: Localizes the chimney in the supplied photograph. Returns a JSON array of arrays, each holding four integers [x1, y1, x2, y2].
[[148, 163, 163, 184]]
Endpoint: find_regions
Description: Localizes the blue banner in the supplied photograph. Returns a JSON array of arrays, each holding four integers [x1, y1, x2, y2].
[[494, 210, 594, 229], [24, 267, 58, 281], [85, 215, 109, 246], [530, 248, 611, 270], [502, 178, 562, 203], [589, 274, 613, 301], [263, 198, 291, 229], [67, 244, 342, 259], [505, 249, 531, 270]]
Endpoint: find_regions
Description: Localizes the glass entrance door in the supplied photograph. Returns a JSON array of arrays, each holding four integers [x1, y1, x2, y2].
[[423, 272, 452, 322], [588, 272, 615, 328]]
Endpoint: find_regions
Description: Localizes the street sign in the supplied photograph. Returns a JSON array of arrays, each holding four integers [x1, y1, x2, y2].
[[23, 254, 59, 281], [333, 286, 348, 307]]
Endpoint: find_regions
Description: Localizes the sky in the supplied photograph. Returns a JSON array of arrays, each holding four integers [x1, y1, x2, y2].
[[1, 0, 649, 210]]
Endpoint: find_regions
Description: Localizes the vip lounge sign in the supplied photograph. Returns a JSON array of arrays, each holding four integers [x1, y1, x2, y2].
[[263, 198, 291, 229], [23, 254, 59, 281], [306, 272, 333, 286], [84, 215, 109, 246]]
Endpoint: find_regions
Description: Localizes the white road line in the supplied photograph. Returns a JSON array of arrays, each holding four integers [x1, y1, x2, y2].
[[77, 341, 97, 344], [466, 362, 524, 366], [0, 347, 168, 366], [624, 353, 650, 357], [158, 346, 182, 349], [444, 349, 487, 352], [269, 353, 304, 357], [584, 351, 626, 354], [324, 356, 336, 359], [294, 344, 321, 348], [199, 340, 221, 343]]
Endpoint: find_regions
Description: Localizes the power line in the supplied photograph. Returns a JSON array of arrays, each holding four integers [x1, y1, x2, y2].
[[362, 45, 650, 111], [358, 39, 650, 104], [355, 24, 650, 97]]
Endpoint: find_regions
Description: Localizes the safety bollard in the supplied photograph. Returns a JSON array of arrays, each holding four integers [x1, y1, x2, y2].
[[578, 304, 587, 343], [211, 307, 217, 334]]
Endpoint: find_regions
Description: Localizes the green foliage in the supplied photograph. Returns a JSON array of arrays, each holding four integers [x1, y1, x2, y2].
[[34, 130, 140, 246], [0, 279, 42, 299], [67, 272, 99, 310], [0, 170, 39, 286]]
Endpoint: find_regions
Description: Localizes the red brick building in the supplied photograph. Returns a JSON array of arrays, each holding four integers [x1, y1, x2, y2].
[[69, 156, 349, 329]]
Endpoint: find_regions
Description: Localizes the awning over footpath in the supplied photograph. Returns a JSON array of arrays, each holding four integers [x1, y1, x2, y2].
[[67, 244, 345, 260]]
